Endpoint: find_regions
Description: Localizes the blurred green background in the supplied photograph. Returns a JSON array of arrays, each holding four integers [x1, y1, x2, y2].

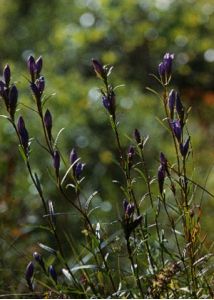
[[0, 0, 214, 294]]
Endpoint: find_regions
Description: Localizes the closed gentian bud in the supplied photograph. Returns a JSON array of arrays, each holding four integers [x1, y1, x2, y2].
[[168, 89, 176, 119], [180, 137, 190, 157], [36, 76, 45, 94], [49, 265, 57, 284], [75, 162, 84, 179], [158, 62, 165, 78], [102, 91, 116, 120], [92, 59, 106, 80], [27, 55, 36, 81], [44, 109, 52, 141], [0, 80, 5, 97], [17, 116, 29, 154], [53, 151, 60, 176], [171, 120, 182, 142], [25, 261, 34, 290], [3, 64, 11, 87], [128, 146, 134, 160], [9, 85, 18, 120], [158, 53, 174, 84], [134, 128, 141, 145], [126, 203, 135, 217], [163, 53, 174, 78], [30, 82, 40, 101], [33, 252, 46, 273], [35, 56, 43, 76], [70, 148, 78, 165]]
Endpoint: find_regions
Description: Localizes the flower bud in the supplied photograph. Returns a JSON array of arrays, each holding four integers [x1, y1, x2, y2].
[[27, 55, 36, 81], [128, 146, 134, 159], [36, 76, 45, 94], [49, 265, 57, 284], [33, 252, 46, 273], [70, 148, 78, 165], [30, 82, 40, 101], [44, 109, 52, 141], [17, 116, 29, 154], [0, 80, 5, 97], [102, 91, 116, 120], [25, 261, 34, 290], [158, 53, 174, 84], [126, 203, 135, 217], [92, 59, 106, 79], [25, 261, 34, 281], [171, 120, 182, 142], [9, 85, 18, 120], [75, 162, 84, 179], [3, 64, 11, 87], [180, 137, 190, 157], [35, 56, 43, 76]]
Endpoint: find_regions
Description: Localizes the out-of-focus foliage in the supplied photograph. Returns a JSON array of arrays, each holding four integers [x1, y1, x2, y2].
[[0, 0, 213, 295]]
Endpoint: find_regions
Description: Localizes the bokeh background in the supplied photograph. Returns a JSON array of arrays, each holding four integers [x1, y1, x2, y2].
[[0, 0, 213, 294]]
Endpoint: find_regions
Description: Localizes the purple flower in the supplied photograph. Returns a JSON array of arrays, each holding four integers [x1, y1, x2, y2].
[[17, 116, 29, 153], [36, 76, 45, 94], [30, 82, 40, 101], [25, 261, 34, 281], [0, 80, 5, 97], [75, 162, 84, 179], [126, 203, 135, 217], [92, 58, 106, 79], [180, 137, 190, 157], [123, 200, 135, 218], [128, 146, 135, 160], [25, 261, 34, 290], [70, 148, 78, 165], [3, 64, 11, 87], [35, 56, 43, 76], [27, 55, 36, 81], [33, 252, 46, 273], [53, 150, 60, 176], [49, 265, 57, 284], [70, 148, 84, 179], [171, 120, 182, 142], [9, 85, 18, 120], [158, 53, 174, 84], [28, 55, 43, 81], [102, 91, 116, 119], [44, 109, 52, 141]]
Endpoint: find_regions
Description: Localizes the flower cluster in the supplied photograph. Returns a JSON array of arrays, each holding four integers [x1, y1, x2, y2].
[[0, 64, 18, 121], [70, 148, 85, 180]]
